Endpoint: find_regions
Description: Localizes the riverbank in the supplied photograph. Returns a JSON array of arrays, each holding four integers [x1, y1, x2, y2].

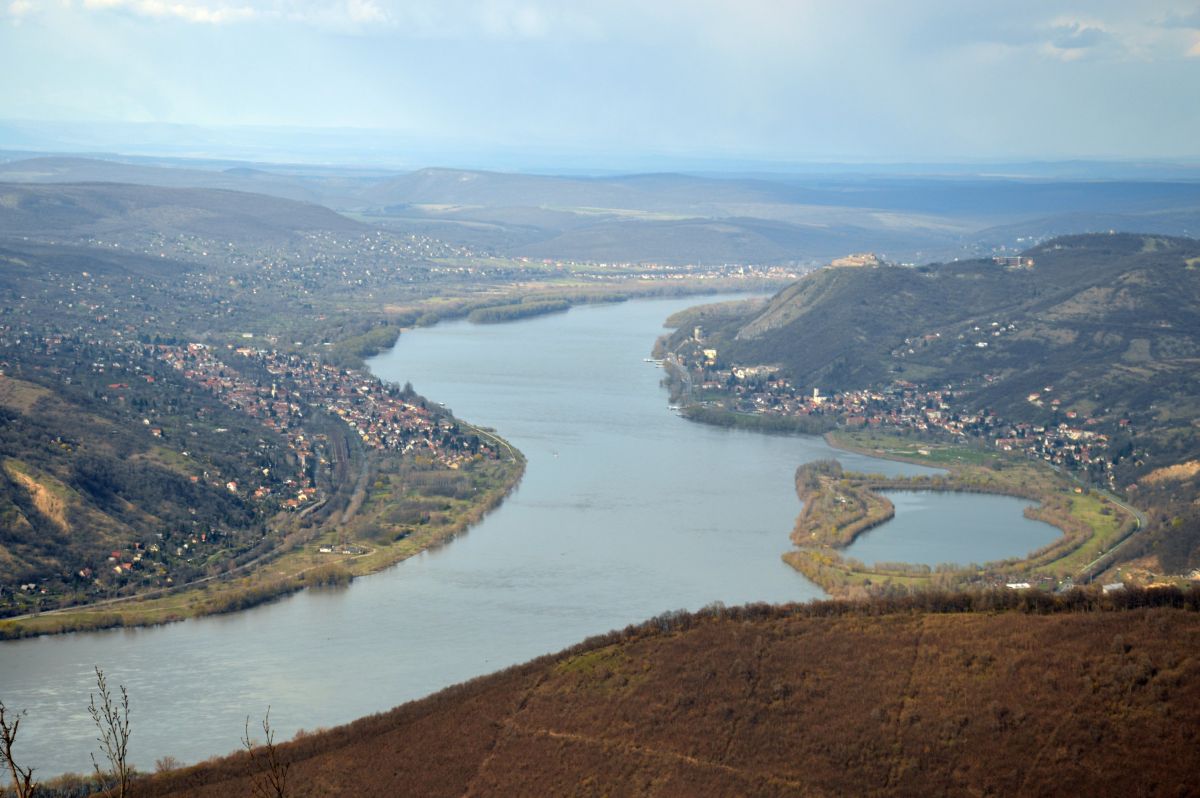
[[784, 430, 1140, 598], [0, 429, 526, 640], [791, 459, 896, 548], [657, 349, 837, 437], [678, 403, 837, 435], [343, 277, 787, 370], [0, 286, 777, 637]]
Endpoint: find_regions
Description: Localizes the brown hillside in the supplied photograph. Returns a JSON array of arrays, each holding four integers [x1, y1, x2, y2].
[[136, 593, 1200, 797]]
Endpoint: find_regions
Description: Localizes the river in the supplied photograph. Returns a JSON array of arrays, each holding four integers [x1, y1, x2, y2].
[[0, 295, 1058, 775]]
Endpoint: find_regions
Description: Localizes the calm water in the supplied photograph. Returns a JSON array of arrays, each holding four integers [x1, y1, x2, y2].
[[0, 296, 1055, 775], [843, 491, 1058, 567]]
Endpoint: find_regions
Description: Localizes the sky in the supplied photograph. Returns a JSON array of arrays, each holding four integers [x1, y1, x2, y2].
[[2, 0, 1200, 166]]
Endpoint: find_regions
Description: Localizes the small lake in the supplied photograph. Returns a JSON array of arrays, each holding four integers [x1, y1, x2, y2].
[[0, 295, 1057, 775], [842, 491, 1058, 567]]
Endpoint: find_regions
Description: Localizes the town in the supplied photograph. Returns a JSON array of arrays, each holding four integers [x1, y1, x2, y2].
[[159, 343, 499, 508], [668, 337, 1120, 489]]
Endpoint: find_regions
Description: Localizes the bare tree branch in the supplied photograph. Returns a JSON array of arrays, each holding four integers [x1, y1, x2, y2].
[[88, 666, 132, 798], [0, 699, 37, 798], [241, 706, 289, 798]]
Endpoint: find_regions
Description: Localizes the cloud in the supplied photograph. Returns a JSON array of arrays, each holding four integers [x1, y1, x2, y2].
[[7, 0, 34, 17], [1159, 9, 1200, 29], [1049, 22, 1111, 50], [1190, 36, 1200, 57], [1036, 19, 1121, 61], [931, 5, 1200, 63], [280, 0, 393, 28], [344, 0, 385, 24], [51, 0, 601, 36], [80, 0, 257, 24]]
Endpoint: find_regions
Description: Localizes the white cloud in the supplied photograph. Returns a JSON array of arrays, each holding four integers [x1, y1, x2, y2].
[[932, 5, 1200, 63], [80, 0, 257, 24], [278, 0, 394, 31], [11, 0, 606, 37], [268, 0, 610, 39], [344, 0, 385, 24]]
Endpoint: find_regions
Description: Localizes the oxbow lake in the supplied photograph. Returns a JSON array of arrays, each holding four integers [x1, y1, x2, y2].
[[0, 295, 1058, 774]]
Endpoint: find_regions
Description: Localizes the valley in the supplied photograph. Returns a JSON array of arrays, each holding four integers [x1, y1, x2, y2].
[[4, 6, 1200, 795], [0, 156, 1198, 788]]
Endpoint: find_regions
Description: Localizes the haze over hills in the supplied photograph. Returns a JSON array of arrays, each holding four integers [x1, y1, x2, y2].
[[0, 156, 335, 205], [262, 168, 1181, 265], [1, 156, 1198, 265], [0, 181, 365, 246]]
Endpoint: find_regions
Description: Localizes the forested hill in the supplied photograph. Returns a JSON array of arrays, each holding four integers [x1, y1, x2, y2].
[[711, 233, 1197, 392], [691, 233, 1200, 467], [0, 181, 365, 245], [131, 592, 1200, 797], [671, 232, 1200, 577]]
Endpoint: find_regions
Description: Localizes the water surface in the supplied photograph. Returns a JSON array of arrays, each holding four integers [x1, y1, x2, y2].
[[843, 491, 1058, 567], [0, 295, 1046, 774]]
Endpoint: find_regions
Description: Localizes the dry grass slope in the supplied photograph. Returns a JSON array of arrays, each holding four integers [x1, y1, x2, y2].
[[133, 590, 1200, 797]]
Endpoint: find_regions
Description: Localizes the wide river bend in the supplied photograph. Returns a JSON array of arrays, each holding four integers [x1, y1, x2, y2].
[[0, 296, 1057, 775]]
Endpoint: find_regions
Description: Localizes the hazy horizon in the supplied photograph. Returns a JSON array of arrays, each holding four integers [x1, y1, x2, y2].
[[3, 1, 1200, 170], [4, 119, 1200, 179]]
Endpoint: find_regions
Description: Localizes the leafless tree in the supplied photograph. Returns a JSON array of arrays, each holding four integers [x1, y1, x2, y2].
[[88, 666, 132, 798], [0, 700, 37, 798], [154, 755, 181, 774], [241, 707, 289, 798]]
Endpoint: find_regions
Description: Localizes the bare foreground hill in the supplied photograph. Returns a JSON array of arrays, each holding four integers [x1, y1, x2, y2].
[[121, 591, 1200, 797]]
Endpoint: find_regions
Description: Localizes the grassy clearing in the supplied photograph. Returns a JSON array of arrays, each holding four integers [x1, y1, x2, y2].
[[828, 429, 995, 467], [1030, 490, 1127, 575], [0, 374, 51, 413]]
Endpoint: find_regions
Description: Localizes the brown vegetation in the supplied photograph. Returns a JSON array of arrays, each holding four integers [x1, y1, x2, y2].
[[791, 460, 895, 548], [1142, 460, 1200, 484], [131, 589, 1200, 797]]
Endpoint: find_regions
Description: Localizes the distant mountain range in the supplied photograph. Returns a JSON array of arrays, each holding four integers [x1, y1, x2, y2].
[[0, 181, 364, 245], [1, 156, 1197, 264]]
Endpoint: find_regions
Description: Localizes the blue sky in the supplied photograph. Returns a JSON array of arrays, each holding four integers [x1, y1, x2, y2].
[[3, 0, 1199, 164]]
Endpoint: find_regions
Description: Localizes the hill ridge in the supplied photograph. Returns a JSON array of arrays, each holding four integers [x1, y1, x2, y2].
[[128, 588, 1200, 797]]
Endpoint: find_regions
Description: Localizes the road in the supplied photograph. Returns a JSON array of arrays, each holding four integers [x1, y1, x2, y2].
[[1069, 476, 1148, 581]]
